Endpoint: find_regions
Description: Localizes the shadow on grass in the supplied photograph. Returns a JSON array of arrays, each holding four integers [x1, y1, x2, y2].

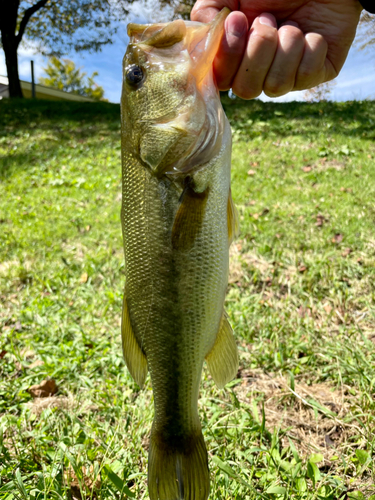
[[0, 99, 121, 129], [1, 96, 374, 142], [221, 96, 375, 140], [0, 100, 121, 180]]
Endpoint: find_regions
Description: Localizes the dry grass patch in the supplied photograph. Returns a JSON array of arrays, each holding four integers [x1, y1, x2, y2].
[[26, 395, 75, 415], [234, 369, 361, 461]]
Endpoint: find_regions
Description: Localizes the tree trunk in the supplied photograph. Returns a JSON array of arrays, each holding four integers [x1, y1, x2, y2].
[[3, 38, 23, 98], [0, 1, 23, 98]]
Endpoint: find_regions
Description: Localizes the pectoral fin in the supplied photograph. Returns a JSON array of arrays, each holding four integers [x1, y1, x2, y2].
[[121, 292, 148, 388], [206, 311, 238, 389], [171, 185, 209, 251], [227, 189, 239, 245]]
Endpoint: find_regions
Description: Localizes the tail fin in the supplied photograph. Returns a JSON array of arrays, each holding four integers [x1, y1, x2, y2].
[[148, 429, 210, 500]]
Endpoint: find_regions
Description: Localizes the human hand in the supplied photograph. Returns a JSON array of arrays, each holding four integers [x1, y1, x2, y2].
[[191, 0, 363, 98]]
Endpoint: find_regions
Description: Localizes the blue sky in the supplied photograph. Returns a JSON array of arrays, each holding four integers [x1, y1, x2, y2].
[[0, 8, 374, 103]]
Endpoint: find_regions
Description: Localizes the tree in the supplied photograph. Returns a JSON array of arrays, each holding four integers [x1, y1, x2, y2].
[[355, 12, 375, 53], [0, 0, 133, 98], [303, 81, 337, 102], [39, 56, 106, 100]]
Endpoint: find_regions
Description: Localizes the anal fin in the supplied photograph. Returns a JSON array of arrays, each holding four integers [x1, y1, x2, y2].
[[121, 291, 148, 388], [206, 311, 238, 389], [227, 188, 239, 245]]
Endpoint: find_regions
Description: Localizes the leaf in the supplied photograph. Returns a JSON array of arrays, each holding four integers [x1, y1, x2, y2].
[[332, 233, 343, 244], [342, 247, 352, 257], [0, 481, 18, 493], [15, 468, 28, 499], [103, 464, 135, 498], [309, 453, 324, 463], [61, 444, 80, 479], [80, 272, 88, 283], [27, 379, 58, 398], [212, 456, 253, 489], [295, 477, 307, 492], [288, 438, 301, 463], [355, 449, 369, 465], [212, 456, 237, 478], [307, 461, 320, 483], [39, 57, 105, 101], [315, 214, 327, 227], [266, 485, 286, 494], [307, 397, 337, 417], [347, 491, 366, 500], [28, 359, 44, 369], [339, 145, 351, 156]]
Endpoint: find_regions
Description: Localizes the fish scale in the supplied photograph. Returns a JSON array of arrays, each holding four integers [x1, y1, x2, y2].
[[121, 8, 239, 500]]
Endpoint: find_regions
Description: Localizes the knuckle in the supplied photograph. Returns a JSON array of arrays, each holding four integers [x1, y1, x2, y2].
[[250, 27, 277, 46], [264, 68, 293, 97], [295, 65, 315, 84], [264, 85, 290, 98], [264, 79, 292, 98], [232, 82, 261, 100], [278, 25, 304, 42]]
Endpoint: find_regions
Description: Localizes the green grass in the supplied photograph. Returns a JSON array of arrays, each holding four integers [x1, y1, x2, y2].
[[0, 97, 374, 500]]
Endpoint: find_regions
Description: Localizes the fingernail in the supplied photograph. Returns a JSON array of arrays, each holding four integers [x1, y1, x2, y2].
[[226, 17, 247, 38], [259, 14, 276, 28]]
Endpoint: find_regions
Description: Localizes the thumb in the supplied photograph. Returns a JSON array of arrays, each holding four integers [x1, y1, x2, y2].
[[191, 0, 240, 22]]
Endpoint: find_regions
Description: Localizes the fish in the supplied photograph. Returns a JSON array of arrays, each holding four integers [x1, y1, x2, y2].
[[120, 8, 239, 500]]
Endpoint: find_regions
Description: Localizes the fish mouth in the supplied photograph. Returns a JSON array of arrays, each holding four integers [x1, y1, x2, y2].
[[127, 10, 229, 176], [128, 8, 230, 86]]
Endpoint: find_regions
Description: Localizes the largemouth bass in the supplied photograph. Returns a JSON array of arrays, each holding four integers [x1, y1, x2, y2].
[[121, 9, 239, 500]]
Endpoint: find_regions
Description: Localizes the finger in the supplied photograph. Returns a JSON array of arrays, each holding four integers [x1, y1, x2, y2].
[[263, 22, 305, 97], [294, 33, 329, 90], [214, 12, 248, 90], [232, 13, 278, 100], [191, 0, 239, 22]]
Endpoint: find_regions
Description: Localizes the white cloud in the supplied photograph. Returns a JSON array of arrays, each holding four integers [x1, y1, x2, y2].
[[18, 55, 46, 81], [335, 73, 374, 90], [0, 42, 47, 82]]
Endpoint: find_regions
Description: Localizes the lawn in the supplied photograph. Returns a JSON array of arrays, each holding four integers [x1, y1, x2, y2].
[[0, 97, 374, 500]]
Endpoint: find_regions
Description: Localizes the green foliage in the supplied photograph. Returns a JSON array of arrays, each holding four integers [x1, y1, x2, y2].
[[0, 98, 375, 498], [39, 57, 106, 101], [0, 0, 141, 97], [17, 0, 130, 55]]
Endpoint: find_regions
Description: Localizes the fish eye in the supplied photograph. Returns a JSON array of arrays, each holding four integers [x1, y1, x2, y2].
[[125, 65, 144, 86]]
